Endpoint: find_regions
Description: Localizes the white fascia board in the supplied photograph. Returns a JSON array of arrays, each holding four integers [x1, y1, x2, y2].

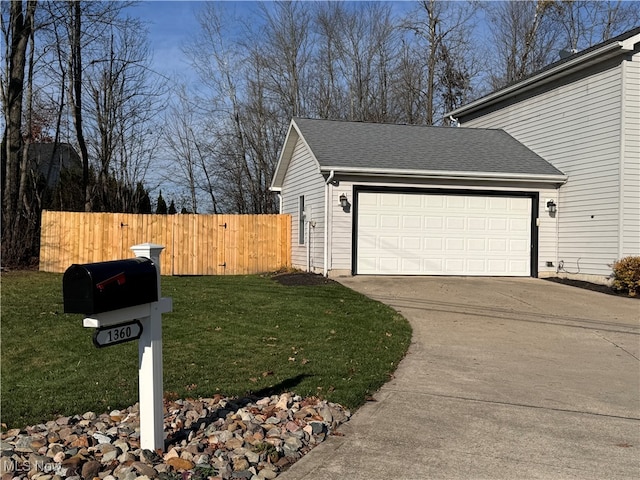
[[447, 40, 632, 118], [320, 166, 568, 185]]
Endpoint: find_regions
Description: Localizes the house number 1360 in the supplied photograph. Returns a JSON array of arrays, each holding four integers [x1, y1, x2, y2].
[[93, 320, 143, 348]]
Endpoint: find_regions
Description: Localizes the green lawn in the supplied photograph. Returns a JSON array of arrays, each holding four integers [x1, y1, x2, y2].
[[1, 271, 411, 429]]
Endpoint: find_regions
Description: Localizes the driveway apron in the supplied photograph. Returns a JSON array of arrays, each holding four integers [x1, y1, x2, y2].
[[278, 277, 640, 480]]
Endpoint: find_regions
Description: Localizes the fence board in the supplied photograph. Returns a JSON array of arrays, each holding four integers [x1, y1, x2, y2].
[[39, 211, 291, 275]]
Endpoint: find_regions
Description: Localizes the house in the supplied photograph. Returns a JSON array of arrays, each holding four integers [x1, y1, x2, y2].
[[447, 26, 640, 285], [271, 117, 567, 278], [28, 143, 82, 187]]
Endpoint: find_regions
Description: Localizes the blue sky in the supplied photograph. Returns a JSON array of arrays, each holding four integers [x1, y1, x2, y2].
[[126, 1, 203, 83], [125, 1, 271, 86], [125, 1, 419, 87]]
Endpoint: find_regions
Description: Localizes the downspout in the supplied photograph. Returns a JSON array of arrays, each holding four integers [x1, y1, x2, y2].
[[307, 220, 311, 272], [618, 59, 627, 261], [324, 170, 335, 277]]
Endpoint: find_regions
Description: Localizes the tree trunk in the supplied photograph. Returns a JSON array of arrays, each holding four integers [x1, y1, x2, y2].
[[2, 0, 36, 266], [67, 0, 91, 212]]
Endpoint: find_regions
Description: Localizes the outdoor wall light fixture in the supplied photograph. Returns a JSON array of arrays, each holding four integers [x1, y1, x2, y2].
[[339, 193, 349, 208], [546, 199, 557, 214]]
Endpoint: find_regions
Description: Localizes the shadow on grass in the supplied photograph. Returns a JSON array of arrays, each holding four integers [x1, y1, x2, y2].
[[250, 373, 313, 398]]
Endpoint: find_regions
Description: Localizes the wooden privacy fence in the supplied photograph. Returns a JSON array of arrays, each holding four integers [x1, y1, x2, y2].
[[40, 211, 291, 275]]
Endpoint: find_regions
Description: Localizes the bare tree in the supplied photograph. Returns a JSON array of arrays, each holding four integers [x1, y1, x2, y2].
[[255, 1, 312, 119], [311, 2, 346, 119], [551, 0, 640, 51], [184, 2, 282, 214], [485, 0, 639, 90], [1, 0, 37, 266], [164, 87, 220, 214], [486, 0, 557, 89], [393, 39, 428, 124], [401, 0, 478, 125], [86, 17, 165, 213]]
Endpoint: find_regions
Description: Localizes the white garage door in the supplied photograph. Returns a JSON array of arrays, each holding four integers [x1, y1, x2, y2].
[[357, 192, 531, 276]]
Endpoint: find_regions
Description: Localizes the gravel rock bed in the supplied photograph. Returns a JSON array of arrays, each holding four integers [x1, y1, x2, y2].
[[1, 394, 350, 480]]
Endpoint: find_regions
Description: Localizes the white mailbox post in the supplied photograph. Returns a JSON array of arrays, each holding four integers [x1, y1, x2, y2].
[[81, 243, 172, 451]]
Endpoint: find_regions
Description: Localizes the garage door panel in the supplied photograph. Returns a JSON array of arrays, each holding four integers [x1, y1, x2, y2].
[[445, 238, 465, 251], [381, 215, 399, 228], [486, 259, 504, 273], [401, 257, 422, 271], [426, 196, 445, 208], [468, 218, 486, 230], [509, 198, 530, 212], [509, 218, 529, 231], [403, 195, 422, 207], [490, 197, 508, 209], [488, 238, 508, 252], [446, 196, 465, 208], [445, 259, 465, 272], [509, 239, 529, 253], [360, 194, 378, 206], [357, 192, 531, 276], [425, 217, 444, 229], [446, 217, 465, 230], [379, 236, 400, 250], [469, 197, 489, 209], [467, 259, 486, 271], [468, 238, 486, 251], [489, 218, 508, 231], [380, 257, 400, 272], [425, 238, 443, 251], [403, 215, 422, 228], [402, 237, 421, 250], [381, 195, 401, 207], [359, 214, 378, 228]]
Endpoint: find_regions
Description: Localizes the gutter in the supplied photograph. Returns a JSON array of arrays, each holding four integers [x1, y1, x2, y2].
[[320, 167, 568, 185], [323, 170, 335, 277]]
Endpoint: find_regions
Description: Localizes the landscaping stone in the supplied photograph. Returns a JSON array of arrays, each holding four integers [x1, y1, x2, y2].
[[81, 460, 100, 480], [130, 463, 155, 478], [2, 394, 349, 480]]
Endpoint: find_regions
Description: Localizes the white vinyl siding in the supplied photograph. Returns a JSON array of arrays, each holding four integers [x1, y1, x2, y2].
[[461, 60, 627, 276], [328, 185, 353, 272], [622, 56, 640, 257], [280, 136, 325, 271]]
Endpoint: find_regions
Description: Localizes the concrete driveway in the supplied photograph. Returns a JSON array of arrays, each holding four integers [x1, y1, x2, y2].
[[278, 277, 640, 480]]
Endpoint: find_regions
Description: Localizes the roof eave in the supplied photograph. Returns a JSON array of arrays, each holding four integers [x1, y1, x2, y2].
[[320, 166, 568, 185], [447, 38, 635, 118]]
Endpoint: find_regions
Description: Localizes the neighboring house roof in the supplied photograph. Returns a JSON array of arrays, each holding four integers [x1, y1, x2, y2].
[[271, 118, 566, 190], [448, 26, 640, 119], [28, 143, 82, 187]]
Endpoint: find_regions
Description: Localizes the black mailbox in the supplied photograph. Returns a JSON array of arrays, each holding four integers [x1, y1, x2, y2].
[[63, 258, 158, 314]]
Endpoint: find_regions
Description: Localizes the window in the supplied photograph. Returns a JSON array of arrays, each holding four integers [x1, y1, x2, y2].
[[298, 195, 305, 245]]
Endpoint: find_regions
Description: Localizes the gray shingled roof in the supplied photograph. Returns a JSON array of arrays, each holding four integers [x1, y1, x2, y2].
[[293, 117, 564, 177]]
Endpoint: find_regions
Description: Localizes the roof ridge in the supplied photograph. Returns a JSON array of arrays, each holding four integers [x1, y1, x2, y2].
[[294, 117, 507, 132]]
